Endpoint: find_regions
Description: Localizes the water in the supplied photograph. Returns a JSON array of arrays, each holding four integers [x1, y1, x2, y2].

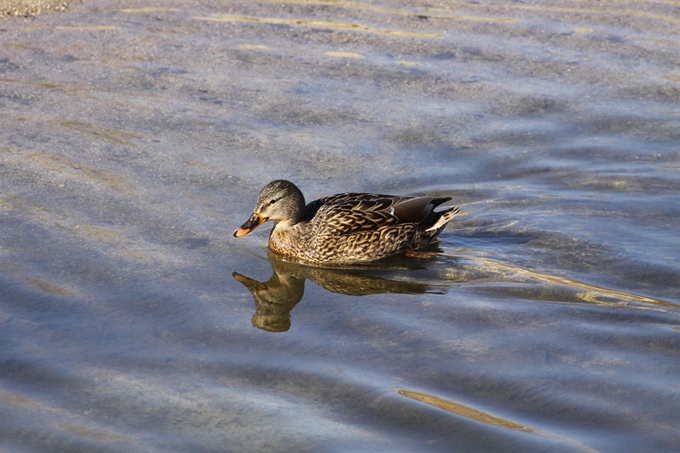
[[1, 1, 679, 452]]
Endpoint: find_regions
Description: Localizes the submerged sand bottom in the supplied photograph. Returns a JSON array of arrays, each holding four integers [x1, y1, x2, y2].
[[0, 0, 83, 17]]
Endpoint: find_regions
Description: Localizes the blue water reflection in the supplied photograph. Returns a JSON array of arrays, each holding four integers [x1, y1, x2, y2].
[[1, 1, 679, 452]]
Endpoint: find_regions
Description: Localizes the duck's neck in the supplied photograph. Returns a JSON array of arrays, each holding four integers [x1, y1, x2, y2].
[[271, 206, 306, 234], [282, 190, 307, 227], [273, 218, 298, 230]]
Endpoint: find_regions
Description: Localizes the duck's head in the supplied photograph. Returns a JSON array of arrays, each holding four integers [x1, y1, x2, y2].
[[233, 180, 306, 237]]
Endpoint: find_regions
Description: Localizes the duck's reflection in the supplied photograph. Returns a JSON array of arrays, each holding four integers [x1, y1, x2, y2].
[[233, 253, 440, 332]]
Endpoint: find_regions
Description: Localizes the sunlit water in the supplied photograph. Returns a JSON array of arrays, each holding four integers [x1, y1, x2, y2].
[[1, 1, 679, 452]]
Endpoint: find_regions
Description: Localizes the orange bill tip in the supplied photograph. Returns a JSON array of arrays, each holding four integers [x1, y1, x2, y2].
[[233, 227, 251, 238], [234, 212, 265, 238]]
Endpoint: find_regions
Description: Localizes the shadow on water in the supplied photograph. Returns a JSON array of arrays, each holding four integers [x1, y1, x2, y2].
[[234, 242, 679, 333], [233, 249, 444, 332]]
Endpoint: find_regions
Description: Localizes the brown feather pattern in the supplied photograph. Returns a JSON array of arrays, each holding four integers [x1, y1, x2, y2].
[[234, 180, 460, 265]]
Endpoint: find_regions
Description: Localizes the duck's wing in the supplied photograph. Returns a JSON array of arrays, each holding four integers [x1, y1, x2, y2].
[[309, 193, 451, 236]]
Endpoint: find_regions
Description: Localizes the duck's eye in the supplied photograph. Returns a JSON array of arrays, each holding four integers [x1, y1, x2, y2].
[[268, 198, 278, 206]]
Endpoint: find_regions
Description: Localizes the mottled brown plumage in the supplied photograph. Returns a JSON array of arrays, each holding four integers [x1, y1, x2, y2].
[[233, 180, 460, 265]]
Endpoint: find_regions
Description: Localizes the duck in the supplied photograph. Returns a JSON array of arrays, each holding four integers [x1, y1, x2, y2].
[[233, 180, 460, 265]]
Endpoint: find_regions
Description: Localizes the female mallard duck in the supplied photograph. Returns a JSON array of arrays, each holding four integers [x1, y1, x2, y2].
[[233, 180, 460, 265]]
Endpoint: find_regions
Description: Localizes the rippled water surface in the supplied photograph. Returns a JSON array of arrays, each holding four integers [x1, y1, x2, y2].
[[1, 1, 679, 452]]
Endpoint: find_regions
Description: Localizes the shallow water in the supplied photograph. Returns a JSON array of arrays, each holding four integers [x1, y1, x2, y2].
[[1, 1, 679, 452]]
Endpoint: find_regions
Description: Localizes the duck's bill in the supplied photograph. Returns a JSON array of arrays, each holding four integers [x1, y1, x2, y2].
[[233, 213, 264, 237]]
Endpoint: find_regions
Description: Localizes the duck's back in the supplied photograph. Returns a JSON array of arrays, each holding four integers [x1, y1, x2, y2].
[[277, 193, 458, 264]]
